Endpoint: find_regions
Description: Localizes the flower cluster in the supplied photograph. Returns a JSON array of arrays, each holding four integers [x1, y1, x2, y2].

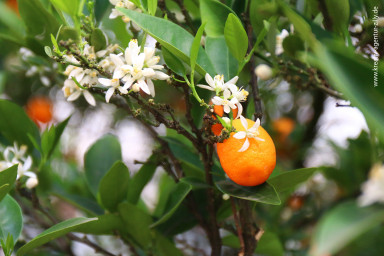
[[62, 40, 169, 105], [0, 143, 37, 189], [197, 73, 263, 152], [108, 0, 140, 23]]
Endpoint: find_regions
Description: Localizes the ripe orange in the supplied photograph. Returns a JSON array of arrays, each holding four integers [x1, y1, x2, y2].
[[217, 118, 276, 186], [211, 104, 238, 136], [272, 117, 295, 142], [26, 96, 53, 124]]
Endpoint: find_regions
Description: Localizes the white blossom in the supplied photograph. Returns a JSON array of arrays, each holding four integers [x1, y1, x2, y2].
[[99, 78, 129, 103], [109, 0, 140, 22], [211, 89, 238, 114], [358, 164, 384, 207], [62, 79, 96, 106], [233, 116, 264, 152], [276, 29, 289, 55], [197, 74, 238, 95]]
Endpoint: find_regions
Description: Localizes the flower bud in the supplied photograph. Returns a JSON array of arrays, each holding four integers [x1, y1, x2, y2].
[[222, 194, 230, 200], [132, 83, 140, 93], [354, 24, 363, 33], [26, 177, 38, 189], [255, 64, 274, 81]]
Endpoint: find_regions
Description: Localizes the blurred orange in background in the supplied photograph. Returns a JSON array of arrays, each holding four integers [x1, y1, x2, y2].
[[6, 0, 19, 14], [272, 117, 295, 143], [26, 96, 53, 124]]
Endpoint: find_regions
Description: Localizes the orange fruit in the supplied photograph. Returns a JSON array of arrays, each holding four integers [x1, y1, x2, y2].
[[211, 104, 238, 136], [26, 96, 53, 124], [217, 118, 276, 186], [272, 117, 295, 142]]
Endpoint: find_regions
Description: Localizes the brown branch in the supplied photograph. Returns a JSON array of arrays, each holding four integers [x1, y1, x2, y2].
[[238, 200, 257, 256], [231, 198, 245, 255]]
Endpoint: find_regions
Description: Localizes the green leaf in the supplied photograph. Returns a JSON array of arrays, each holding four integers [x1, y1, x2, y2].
[[180, 177, 211, 190], [99, 161, 130, 212], [49, 0, 80, 17], [148, 0, 158, 15], [279, 1, 317, 49], [0, 2, 25, 39], [52, 191, 104, 216], [74, 214, 125, 235], [215, 179, 281, 205], [16, 217, 98, 256], [249, 0, 276, 35], [95, 0, 111, 22], [0, 195, 23, 246], [154, 232, 183, 256], [205, 36, 238, 80], [311, 201, 384, 256], [200, 0, 236, 37], [151, 182, 191, 227], [90, 28, 107, 52], [282, 34, 305, 57], [117, 8, 215, 76], [190, 22, 206, 74], [323, 0, 350, 34], [127, 155, 157, 205], [313, 43, 384, 142], [84, 135, 122, 196], [268, 168, 321, 196], [58, 27, 81, 44], [118, 202, 153, 248], [18, 0, 60, 47], [0, 100, 40, 151], [224, 13, 248, 63], [0, 165, 18, 201], [162, 47, 186, 76]]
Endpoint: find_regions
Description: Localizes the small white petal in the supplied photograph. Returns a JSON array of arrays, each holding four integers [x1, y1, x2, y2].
[[239, 115, 248, 130], [118, 87, 128, 94], [233, 131, 246, 139], [110, 54, 125, 67], [235, 103, 242, 119], [238, 138, 250, 152], [252, 118, 261, 130], [224, 105, 230, 113], [67, 91, 81, 101], [153, 71, 169, 80], [83, 90, 96, 106], [122, 77, 134, 90], [225, 76, 239, 86], [105, 88, 115, 103], [205, 73, 214, 87], [98, 78, 112, 86], [211, 96, 222, 105], [147, 79, 155, 97], [197, 84, 215, 91], [223, 89, 231, 99], [138, 79, 150, 95], [26, 177, 38, 189]]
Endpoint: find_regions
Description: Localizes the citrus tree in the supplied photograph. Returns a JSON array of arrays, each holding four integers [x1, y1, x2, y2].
[[0, 0, 384, 255]]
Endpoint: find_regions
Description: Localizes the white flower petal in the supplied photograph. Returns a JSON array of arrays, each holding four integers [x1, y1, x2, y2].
[[251, 118, 261, 130], [223, 89, 231, 99], [138, 79, 150, 95], [235, 103, 242, 119], [98, 78, 112, 86], [224, 105, 230, 113], [238, 138, 250, 152], [205, 73, 214, 88], [153, 71, 169, 80], [225, 76, 239, 86], [239, 115, 248, 130], [233, 131, 246, 139], [147, 79, 155, 97], [83, 90, 96, 106], [144, 47, 155, 61], [105, 87, 115, 103], [211, 96, 222, 105], [110, 54, 124, 67], [67, 90, 81, 101], [197, 84, 215, 91], [122, 77, 134, 90]]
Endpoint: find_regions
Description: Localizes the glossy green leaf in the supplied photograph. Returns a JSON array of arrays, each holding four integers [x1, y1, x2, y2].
[[95, 0, 111, 22], [18, 0, 60, 46], [16, 217, 98, 256], [99, 161, 130, 212], [311, 201, 384, 256], [151, 182, 191, 227], [180, 177, 211, 190], [190, 22, 206, 73], [0, 165, 18, 201], [268, 167, 321, 196], [52, 191, 104, 215], [118, 202, 153, 248], [155, 232, 183, 256], [205, 36, 238, 80], [249, 0, 275, 35], [200, 0, 236, 37], [162, 47, 186, 76], [0, 195, 23, 246], [148, 0, 158, 15], [84, 134, 122, 196], [282, 34, 305, 57], [50, 0, 80, 17], [90, 28, 107, 52], [127, 155, 157, 205], [74, 214, 124, 235], [314, 43, 384, 142], [224, 13, 248, 63], [215, 179, 281, 205], [116, 8, 215, 76], [0, 100, 40, 151]]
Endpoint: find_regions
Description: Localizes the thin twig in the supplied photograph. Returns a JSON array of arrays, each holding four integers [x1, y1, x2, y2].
[[230, 198, 245, 255]]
